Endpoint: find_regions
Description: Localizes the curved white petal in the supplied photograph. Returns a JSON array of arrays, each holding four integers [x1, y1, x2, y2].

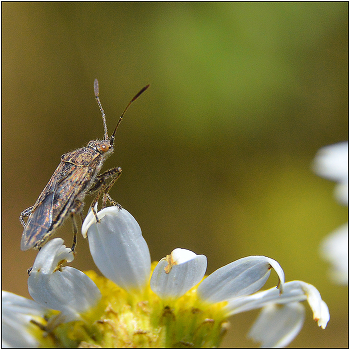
[[31, 237, 74, 274], [231, 280, 329, 329], [290, 281, 330, 329], [318, 300, 330, 329], [172, 248, 198, 263], [2, 291, 48, 348], [197, 256, 284, 303], [81, 203, 99, 238], [28, 238, 101, 321], [225, 282, 307, 316], [84, 206, 151, 292], [247, 302, 305, 348], [150, 248, 207, 299]]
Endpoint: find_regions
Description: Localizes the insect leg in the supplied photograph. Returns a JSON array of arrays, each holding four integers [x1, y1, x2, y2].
[[70, 213, 79, 253], [100, 167, 123, 205], [19, 206, 34, 227], [100, 181, 123, 211], [70, 200, 83, 252], [103, 193, 122, 209], [89, 167, 123, 222], [87, 167, 122, 195]]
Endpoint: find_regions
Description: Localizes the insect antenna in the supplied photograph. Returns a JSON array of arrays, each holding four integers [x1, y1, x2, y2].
[[109, 84, 150, 146], [94, 80, 150, 144], [94, 79, 109, 140]]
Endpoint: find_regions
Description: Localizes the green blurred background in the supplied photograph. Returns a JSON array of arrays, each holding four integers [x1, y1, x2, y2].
[[2, 2, 348, 347]]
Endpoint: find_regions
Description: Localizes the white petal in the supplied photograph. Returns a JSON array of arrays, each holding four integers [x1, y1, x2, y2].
[[3, 316, 39, 348], [81, 203, 98, 238], [320, 223, 348, 284], [225, 282, 306, 316], [31, 237, 74, 274], [171, 248, 198, 263], [291, 281, 330, 329], [197, 256, 284, 303], [248, 302, 305, 348], [2, 290, 48, 315], [85, 206, 151, 292], [2, 291, 48, 348], [264, 280, 330, 329], [150, 249, 207, 299], [318, 300, 330, 329], [28, 238, 101, 321]]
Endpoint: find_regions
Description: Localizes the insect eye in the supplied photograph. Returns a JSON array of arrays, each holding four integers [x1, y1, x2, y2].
[[99, 144, 110, 153]]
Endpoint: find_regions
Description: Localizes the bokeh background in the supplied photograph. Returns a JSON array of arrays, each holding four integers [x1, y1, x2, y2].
[[2, 2, 348, 348]]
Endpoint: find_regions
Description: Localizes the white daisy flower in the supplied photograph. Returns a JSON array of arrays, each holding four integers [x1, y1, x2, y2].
[[3, 206, 329, 348]]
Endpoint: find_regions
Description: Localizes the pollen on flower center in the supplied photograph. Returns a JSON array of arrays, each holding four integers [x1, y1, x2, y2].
[[164, 254, 176, 274]]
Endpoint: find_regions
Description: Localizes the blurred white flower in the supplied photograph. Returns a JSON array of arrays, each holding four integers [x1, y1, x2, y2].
[[320, 223, 348, 284], [313, 141, 348, 285], [313, 141, 348, 205]]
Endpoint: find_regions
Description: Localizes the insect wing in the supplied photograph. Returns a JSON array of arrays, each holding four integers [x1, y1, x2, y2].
[[51, 164, 92, 219], [20, 160, 65, 250], [51, 148, 101, 218], [21, 192, 55, 250]]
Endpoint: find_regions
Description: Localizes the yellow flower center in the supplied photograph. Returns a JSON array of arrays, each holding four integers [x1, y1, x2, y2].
[[31, 263, 229, 348]]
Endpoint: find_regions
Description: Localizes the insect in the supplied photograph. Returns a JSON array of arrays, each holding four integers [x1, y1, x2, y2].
[[20, 79, 149, 251]]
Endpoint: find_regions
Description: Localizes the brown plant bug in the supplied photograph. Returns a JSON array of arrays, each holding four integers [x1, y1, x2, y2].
[[20, 80, 149, 251]]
